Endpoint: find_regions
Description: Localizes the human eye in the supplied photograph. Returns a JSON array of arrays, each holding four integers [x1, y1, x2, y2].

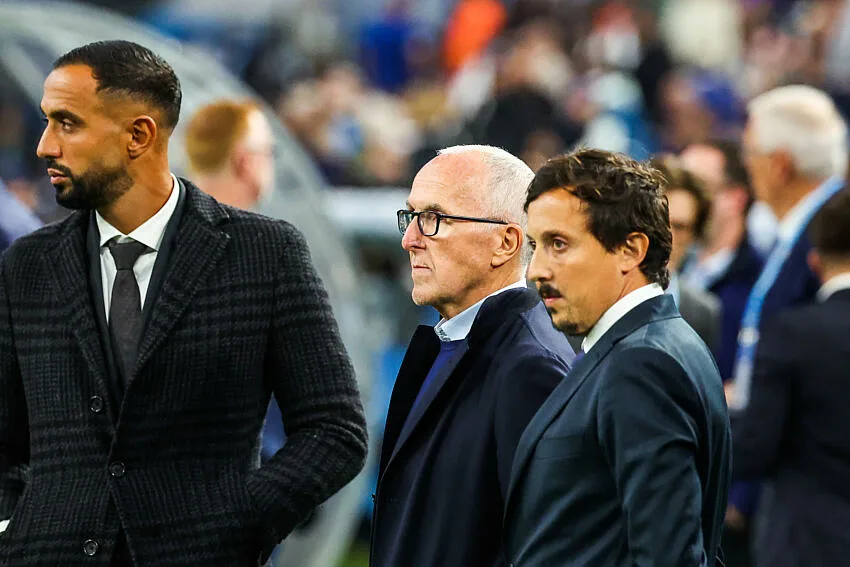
[[551, 238, 568, 251]]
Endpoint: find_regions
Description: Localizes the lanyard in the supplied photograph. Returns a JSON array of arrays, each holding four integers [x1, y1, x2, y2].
[[730, 177, 844, 410]]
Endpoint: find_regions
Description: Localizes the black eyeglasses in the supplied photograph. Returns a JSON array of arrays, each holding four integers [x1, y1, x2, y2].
[[397, 210, 509, 237]]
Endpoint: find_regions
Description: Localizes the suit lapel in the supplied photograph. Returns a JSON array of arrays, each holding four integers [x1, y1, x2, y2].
[[382, 289, 540, 477], [140, 179, 187, 327], [503, 294, 681, 515], [132, 183, 231, 382], [46, 213, 114, 424], [385, 340, 470, 470], [380, 326, 440, 473], [503, 340, 609, 513]]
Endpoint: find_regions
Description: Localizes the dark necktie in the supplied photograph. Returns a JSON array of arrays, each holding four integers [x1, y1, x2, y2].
[[108, 238, 151, 386]]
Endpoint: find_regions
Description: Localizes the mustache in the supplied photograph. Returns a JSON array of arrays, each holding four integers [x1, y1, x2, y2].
[[46, 160, 73, 177], [537, 283, 562, 299]]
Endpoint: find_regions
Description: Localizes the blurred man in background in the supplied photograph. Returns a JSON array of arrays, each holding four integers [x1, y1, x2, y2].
[[680, 139, 766, 566], [728, 83, 847, 566], [730, 84, 847, 409], [651, 155, 721, 352], [680, 140, 764, 381], [0, 176, 42, 253], [371, 145, 574, 567], [732, 188, 850, 567], [185, 99, 275, 211]]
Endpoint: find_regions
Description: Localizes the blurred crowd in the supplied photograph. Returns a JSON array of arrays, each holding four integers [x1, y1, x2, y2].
[[5, 0, 850, 205], [156, 0, 850, 186], [0, 0, 848, 193]]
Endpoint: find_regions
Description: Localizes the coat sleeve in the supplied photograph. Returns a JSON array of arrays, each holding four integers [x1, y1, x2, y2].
[[0, 254, 28, 521], [245, 224, 368, 555], [597, 347, 707, 566], [493, 351, 568, 497]]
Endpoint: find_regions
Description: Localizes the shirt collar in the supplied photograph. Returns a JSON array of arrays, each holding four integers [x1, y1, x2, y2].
[[582, 283, 664, 353], [434, 279, 527, 342], [96, 174, 179, 250], [817, 272, 850, 302], [776, 180, 835, 244]]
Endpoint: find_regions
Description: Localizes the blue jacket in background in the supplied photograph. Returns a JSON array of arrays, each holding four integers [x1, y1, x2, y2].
[[0, 180, 42, 253]]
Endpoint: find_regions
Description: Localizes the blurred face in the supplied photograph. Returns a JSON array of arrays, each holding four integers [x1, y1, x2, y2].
[[680, 145, 748, 239], [238, 109, 275, 206], [661, 76, 713, 148], [742, 119, 790, 213], [742, 121, 769, 203], [401, 158, 504, 319], [526, 189, 626, 335], [680, 145, 725, 193], [37, 64, 133, 210], [666, 187, 698, 271]]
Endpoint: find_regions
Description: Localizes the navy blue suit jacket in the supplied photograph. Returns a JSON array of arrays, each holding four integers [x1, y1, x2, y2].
[[504, 294, 731, 567], [370, 288, 574, 567], [707, 239, 764, 381], [732, 289, 850, 567], [729, 223, 822, 519], [759, 231, 820, 325]]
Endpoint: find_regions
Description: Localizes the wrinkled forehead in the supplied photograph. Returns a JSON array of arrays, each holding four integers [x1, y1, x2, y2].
[[407, 154, 489, 214]]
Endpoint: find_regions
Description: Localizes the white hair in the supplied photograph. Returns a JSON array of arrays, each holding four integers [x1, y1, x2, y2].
[[748, 85, 848, 180], [436, 144, 534, 230], [436, 144, 535, 268]]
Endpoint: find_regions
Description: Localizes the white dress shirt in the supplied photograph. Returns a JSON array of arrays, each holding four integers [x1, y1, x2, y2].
[[776, 187, 827, 247], [97, 175, 179, 320], [581, 283, 665, 353], [433, 280, 527, 342], [817, 272, 850, 302]]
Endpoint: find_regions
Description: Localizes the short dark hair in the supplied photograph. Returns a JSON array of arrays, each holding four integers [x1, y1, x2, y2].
[[526, 148, 672, 288], [54, 40, 182, 130], [809, 188, 850, 259], [710, 138, 755, 211], [651, 154, 712, 239]]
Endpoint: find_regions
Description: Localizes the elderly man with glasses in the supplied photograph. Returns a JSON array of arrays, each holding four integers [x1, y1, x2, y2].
[[369, 145, 575, 567]]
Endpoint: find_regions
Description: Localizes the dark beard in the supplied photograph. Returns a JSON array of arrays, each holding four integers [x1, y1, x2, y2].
[[51, 161, 133, 210], [549, 313, 582, 336]]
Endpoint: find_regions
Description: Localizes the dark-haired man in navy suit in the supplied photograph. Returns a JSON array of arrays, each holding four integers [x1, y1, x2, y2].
[[505, 149, 731, 567]]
